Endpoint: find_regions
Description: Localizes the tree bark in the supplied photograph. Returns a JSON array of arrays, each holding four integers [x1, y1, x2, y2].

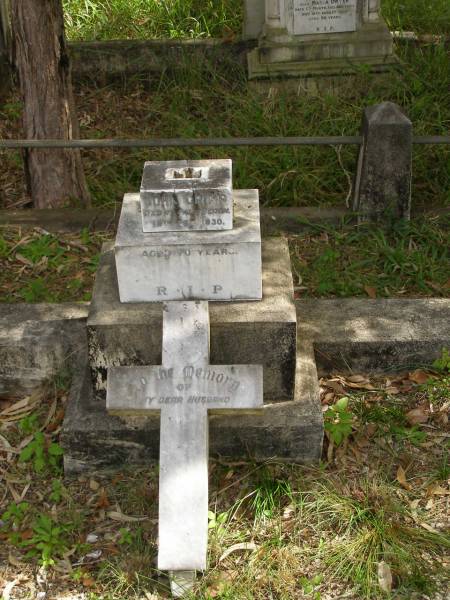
[[11, 0, 90, 208]]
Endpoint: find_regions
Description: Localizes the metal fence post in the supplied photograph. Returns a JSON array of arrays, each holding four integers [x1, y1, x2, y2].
[[353, 102, 413, 223]]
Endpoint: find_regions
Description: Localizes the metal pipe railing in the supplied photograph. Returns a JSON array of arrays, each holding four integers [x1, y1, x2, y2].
[[0, 135, 449, 150]]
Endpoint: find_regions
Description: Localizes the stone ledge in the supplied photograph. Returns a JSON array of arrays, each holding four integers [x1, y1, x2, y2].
[[297, 298, 450, 373], [0, 303, 88, 395]]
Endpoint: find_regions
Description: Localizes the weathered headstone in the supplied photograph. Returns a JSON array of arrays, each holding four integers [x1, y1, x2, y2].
[[246, 0, 397, 89], [107, 301, 262, 580], [114, 191, 262, 302], [353, 102, 412, 223]]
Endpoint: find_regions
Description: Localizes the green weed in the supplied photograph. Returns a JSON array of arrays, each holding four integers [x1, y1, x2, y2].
[[19, 432, 64, 474], [324, 397, 353, 446], [19, 235, 65, 265], [18, 278, 56, 302], [18, 413, 39, 435], [433, 347, 450, 373], [300, 574, 323, 599], [1, 501, 29, 528], [208, 509, 228, 535], [20, 513, 71, 567]]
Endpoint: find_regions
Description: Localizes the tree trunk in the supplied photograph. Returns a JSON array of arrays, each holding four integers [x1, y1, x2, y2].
[[11, 0, 90, 208]]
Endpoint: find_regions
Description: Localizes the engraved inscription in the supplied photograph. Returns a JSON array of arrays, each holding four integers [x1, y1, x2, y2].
[[142, 247, 238, 259], [292, 0, 357, 35], [138, 366, 241, 397], [141, 190, 231, 229]]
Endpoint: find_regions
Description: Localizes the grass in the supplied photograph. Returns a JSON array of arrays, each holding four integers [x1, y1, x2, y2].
[[1, 370, 449, 599], [0, 227, 108, 302], [62, 0, 450, 41], [2, 2, 450, 213], [63, 0, 242, 41], [0, 217, 448, 302], [290, 215, 450, 298], [382, 0, 450, 35]]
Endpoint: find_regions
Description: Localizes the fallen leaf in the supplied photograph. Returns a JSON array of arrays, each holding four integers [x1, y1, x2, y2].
[[89, 479, 100, 492], [405, 407, 428, 426], [409, 370, 430, 385], [385, 386, 400, 395], [377, 561, 392, 593], [219, 542, 257, 562], [15, 253, 33, 266], [322, 391, 335, 405], [426, 483, 449, 496], [82, 577, 95, 588], [364, 285, 377, 299], [19, 529, 33, 541], [96, 489, 110, 509], [365, 423, 377, 437], [420, 522, 440, 534], [107, 511, 147, 523], [2, 578, 19, 600], [8, 554, 22, 568], [347, 375, 369, 383], [396, 465, 411, 490], [282, 505, 295, 520], [323, 380, 346, 395]]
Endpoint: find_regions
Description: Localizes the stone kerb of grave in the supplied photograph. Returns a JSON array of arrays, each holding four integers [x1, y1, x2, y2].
[[140, 159, 233, 232]]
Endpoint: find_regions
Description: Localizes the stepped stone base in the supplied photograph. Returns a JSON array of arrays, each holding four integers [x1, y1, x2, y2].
[[88, 237, 297, 403], [248, 21, 399, 91], [62, 337, 323, 474]]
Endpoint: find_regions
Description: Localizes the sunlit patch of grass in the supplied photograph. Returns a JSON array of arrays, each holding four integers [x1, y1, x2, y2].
[[296, 477, 450, 598], [0, 227, 111, 303], [290, 215, 450, 298], [63, 0, 242, 41]]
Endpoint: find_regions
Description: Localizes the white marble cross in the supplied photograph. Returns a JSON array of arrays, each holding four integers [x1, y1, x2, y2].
[[106, 301, 263, 593]]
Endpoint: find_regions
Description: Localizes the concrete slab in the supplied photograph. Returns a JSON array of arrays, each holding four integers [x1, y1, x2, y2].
[[115, 190, 262, 302]]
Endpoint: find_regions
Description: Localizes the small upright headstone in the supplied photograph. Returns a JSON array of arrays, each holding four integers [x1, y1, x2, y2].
[[246, 0, 397, 88], [353, 102, 412, 223], [140, 159, 233, 232]]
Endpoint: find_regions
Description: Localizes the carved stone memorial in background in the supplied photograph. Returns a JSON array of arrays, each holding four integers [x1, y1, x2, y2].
[[245, 0, 397, 89]]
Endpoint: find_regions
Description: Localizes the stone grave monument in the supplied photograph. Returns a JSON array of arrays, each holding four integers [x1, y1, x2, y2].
[[245, 0, 397, 88], [62, 158, 323, 596], [107, 158, 264, 594]]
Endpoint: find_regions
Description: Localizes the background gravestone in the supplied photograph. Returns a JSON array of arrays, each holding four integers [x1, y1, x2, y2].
[[246, 0, 397, 89]]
